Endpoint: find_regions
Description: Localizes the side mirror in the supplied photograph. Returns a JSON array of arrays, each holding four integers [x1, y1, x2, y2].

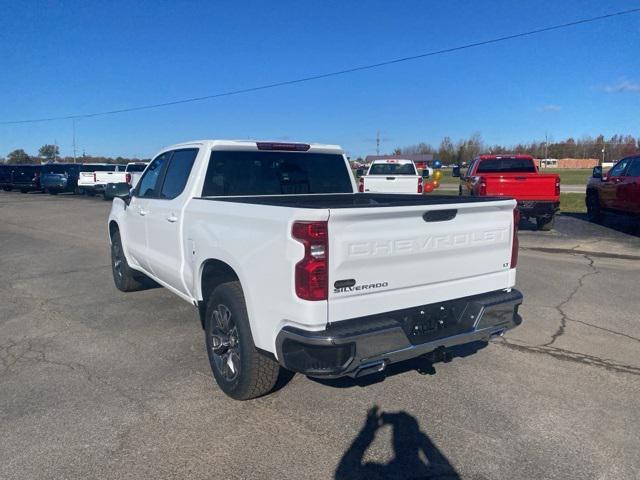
[[421, 169, 430, 179], [109, 182, 132, 204], [356, 168, 364, 177], [452, 166, 461, 178], [592, 166, 602, 179]]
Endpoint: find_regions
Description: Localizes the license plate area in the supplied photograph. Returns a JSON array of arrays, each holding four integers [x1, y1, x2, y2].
[[398, 298, 482, 345]]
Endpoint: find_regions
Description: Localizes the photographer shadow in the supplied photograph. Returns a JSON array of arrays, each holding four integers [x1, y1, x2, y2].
[[335, 406, 460, 480]]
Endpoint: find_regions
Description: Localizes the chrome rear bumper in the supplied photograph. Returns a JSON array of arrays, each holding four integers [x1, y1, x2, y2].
[[276, 289, 523, 378]]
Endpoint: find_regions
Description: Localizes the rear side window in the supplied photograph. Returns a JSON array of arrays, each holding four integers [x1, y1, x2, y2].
[[159, 149, 198, 199], [368, 162, 416, 175], [137, 153, 171, 198], [201, 151, 353, 196], [476, 158, 536, 173], [125, 164, 147, 172]]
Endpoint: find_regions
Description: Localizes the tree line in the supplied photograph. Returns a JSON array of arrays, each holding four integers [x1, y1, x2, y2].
[[386, 133, 640, 165], [1, 144, 149, 165]]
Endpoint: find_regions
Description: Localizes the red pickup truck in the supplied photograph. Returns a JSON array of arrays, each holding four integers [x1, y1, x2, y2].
[[586, 155, 640, 224], [454, 155, 560, 230]]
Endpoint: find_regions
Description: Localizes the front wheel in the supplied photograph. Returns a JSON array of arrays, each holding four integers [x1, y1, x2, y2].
[[536, 215, 555, 231], [205, 282, 280, 400], [586, 192, 602, 223], [110, 230, 145, 292]]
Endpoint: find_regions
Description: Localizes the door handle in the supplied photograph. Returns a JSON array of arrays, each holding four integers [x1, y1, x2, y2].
[[167, 215, 178, 223]]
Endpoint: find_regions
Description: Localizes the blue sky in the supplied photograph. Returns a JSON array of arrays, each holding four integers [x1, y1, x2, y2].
[[0, 0, 639, 159]]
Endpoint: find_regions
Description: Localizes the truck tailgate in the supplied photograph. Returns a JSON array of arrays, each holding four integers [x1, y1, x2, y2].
[[364, 175, 419, 193], [327, 200, 516, 322], [484, 174, 558, 200]]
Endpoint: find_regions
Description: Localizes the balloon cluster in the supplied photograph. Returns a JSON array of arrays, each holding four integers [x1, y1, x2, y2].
[[423, 159, 443, 193]]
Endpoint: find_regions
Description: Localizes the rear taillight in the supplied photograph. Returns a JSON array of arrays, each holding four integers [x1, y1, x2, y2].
[[511, 207, 520, 268], [358, 177, 364, 193], [478, 177, 487, 196], [292, 221, 328, 301], [125, 173, 132, 185], [417, 176, 423, 194], [555, 177, 560, 196]]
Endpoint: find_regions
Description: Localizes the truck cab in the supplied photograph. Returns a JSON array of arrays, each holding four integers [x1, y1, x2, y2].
[[586, 155, 640, 224]]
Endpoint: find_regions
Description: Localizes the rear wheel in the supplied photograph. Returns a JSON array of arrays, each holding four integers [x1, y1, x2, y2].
[[536, 215, 555, 231], [205, 282, 280, 400], [20, 189, 28, 194], [586, 191, 602, 223], [3, 186, 12, 191], [48, 190, 58, 195], [110, 230, 145, 292]]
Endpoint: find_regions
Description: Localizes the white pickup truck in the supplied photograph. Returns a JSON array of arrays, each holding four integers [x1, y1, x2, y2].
[[358, 159, 430, 194], [94, 162, 148, 195], [108, 140, 522, 400], [77, 163, 119, 195]]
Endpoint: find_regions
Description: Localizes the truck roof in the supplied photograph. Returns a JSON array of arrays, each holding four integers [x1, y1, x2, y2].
[[370, 158, 415, 164], [477, 154, 534, 161], [161, 139, 344, 155]]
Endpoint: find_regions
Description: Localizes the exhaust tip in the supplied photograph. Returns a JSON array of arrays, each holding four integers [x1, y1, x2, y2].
[[354, 361, 386, 378]]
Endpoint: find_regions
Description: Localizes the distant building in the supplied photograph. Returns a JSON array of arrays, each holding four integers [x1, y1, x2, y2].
[[364, 154, 434, 170], [536, 158, 599, 169]]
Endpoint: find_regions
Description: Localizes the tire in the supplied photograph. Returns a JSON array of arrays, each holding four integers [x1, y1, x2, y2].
[[2, 186, 11, 191], [536, 215, 555, 231], [48, 190, 58, 195], [110, 230, 145, 292], [205, 282, 280, 400], [586, 191, 602, 223], [20, 189, 28, 194], [103, 194, 112, 201], [86, 190, 96, 197]]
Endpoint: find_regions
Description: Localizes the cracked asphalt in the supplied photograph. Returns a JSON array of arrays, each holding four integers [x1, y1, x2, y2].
[[1, 191, 639, 480]]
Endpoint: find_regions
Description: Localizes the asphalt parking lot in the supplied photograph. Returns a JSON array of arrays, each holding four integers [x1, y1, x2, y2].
[[1, 191, 639, 480]]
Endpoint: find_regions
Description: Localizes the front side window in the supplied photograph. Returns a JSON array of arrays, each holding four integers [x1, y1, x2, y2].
[[609, 158, 632, 177], [201, 151, 353, 197], [625, 157, 640, 177], [160, 149, 198, 199], [136, 153, 170, 198]]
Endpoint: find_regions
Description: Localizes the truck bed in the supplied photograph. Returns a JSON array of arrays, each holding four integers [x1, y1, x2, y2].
[[198, 193, 509, 209]]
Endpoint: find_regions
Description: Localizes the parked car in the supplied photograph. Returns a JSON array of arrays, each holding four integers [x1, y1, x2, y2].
[[357, 159, 429, 194], [77, 164, 119, 195], [108, 140, 523, 400], [586, 155, 640, 225], [9, 164, 42, 193], [40, 163, 81, 194], [0, 164, 14, 191], [453, 154, 560, 230]]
